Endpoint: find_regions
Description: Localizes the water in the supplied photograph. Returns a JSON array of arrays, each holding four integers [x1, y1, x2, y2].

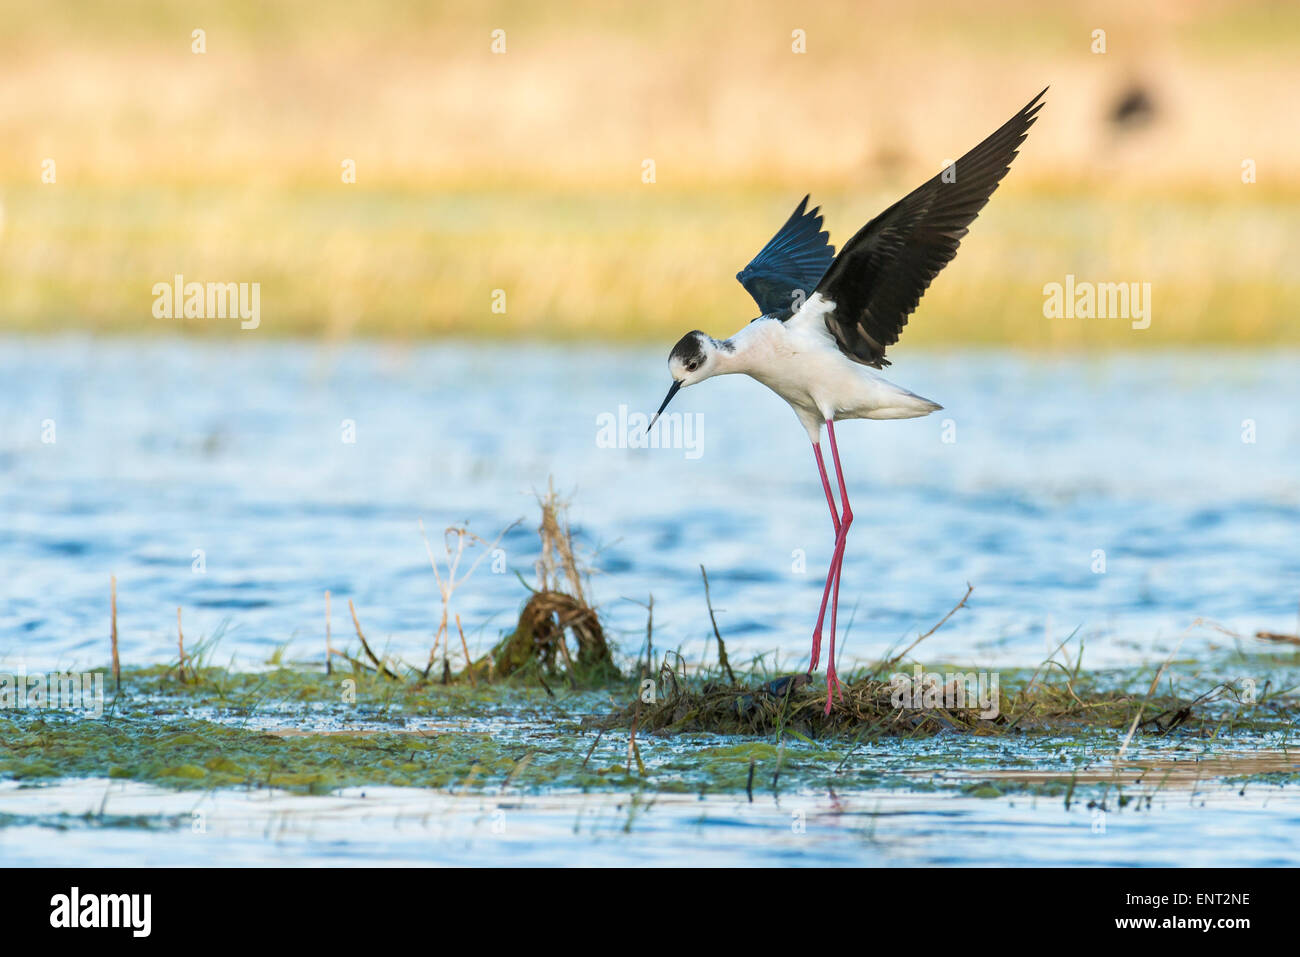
[[3, 336, 1300, 866], [2, 337, 1298, 673], [4, 770, 1299, 867]]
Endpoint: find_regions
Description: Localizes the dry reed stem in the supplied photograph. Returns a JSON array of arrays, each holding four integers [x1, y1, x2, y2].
[[879, 583, 974, 673], [1256, 631, 1300, 645], [176, 606, 187, 682], [419, 516, 520, 679], [455, 614, 476, 687], [325, 589, 333, 676], [644, 595, 654, 676], [700, 565, 735, 684], [1118, 623, 1194, 759], [536, 479, 588, 604], [348, 599, 400, 680], [581, 728, 604, 769], [110, 575, 119, 692]]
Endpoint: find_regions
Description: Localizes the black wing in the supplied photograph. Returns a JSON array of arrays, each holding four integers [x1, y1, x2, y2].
[[811, 88, 1046, 368], [735, 195, 835, 320]]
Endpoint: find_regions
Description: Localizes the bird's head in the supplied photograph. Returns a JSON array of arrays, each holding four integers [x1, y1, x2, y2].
[[649, 330, 723, 430]]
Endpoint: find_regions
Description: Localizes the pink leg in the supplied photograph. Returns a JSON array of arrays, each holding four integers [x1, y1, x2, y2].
[[813, 516, 852, 713], [813, 443, 841, 536], [809, 442, 841, 672], [823, 420, 854, 714]]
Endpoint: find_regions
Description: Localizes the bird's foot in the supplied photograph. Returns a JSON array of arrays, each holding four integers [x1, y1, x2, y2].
[[822, 664, 842, 716], [809, 630, 822, 674]]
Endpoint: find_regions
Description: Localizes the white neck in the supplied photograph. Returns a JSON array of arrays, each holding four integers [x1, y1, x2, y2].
[[712, 321, 779, 378]]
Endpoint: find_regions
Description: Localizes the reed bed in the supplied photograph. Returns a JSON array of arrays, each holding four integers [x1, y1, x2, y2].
[[3, 1, 1298, 344]]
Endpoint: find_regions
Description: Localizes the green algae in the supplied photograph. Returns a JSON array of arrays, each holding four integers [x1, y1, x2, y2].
[[108, 661, 574, 720], [1, 657, 1297, 803], [0, 711, 635, 795], [0, 665, 638, 795]]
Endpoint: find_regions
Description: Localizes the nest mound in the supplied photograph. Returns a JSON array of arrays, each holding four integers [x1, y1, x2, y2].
[[470, 484, 618, 685], [490, 589, 617, 682], [605, 673, 1006, 738]]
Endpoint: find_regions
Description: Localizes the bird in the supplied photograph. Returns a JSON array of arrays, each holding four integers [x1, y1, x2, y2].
[[647, 88, 1046, 714], [1109, 83, 1156, 130]]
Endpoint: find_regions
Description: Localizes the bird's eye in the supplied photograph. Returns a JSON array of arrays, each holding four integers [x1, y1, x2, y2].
[[685, 361, 699, 373]]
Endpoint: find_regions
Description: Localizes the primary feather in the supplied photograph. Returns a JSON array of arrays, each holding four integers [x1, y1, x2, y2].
[[804, 87, 1046, 368]]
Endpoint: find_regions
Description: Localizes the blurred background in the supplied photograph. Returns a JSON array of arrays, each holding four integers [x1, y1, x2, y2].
[[1, 0, 1297, 345], [3, 1, 1299, 675], [4, 2, 1300, 874]]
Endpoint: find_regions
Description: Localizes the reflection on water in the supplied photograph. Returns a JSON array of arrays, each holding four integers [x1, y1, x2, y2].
[[2, 337, 1298, 672], [3, 774, 1298, 867]]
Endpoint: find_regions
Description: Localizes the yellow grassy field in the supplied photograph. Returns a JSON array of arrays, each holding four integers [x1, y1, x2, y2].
[[0, 0, 1297, 345]]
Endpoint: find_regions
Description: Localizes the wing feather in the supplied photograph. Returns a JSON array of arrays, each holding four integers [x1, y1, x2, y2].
[[808, 88, 1046, 367], [736, 195, 836, 319]]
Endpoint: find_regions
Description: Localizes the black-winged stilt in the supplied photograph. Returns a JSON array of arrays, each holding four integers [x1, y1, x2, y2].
[[648, 89, 1046, 713]]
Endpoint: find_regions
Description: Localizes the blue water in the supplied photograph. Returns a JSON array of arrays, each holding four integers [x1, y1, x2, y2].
[[5, 775, 1299, 867], [2, 337, 1298, 672]]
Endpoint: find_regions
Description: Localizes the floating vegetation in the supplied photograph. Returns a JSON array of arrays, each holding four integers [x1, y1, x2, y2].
[[599, 588, 1300, 740], [2, 657, 1296, 800], [0, 708, 628, 796], [600, 667, 1295, 740], [5, 483, 1297, 808]]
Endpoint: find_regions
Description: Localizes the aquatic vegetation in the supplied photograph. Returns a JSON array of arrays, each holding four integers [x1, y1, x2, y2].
[[490, 589, 616, 682], [605, 586, 1300, 740], [488, 487, 618, 683], [2, 472, 1295, 818], [1, 653, 1295, 802], [0, 706, 623, 796], [2, 488, 1285, 805], [604, 663, 1296, 740]]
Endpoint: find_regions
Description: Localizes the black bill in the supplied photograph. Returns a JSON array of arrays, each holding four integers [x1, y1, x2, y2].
[[646, 380, 681, 433]]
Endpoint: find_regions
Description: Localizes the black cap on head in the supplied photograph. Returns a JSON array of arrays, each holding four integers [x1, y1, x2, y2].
[[669, 330, 706, 368]]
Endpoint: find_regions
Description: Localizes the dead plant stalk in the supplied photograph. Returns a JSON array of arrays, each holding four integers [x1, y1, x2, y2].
[[419, 517, 520, 679]]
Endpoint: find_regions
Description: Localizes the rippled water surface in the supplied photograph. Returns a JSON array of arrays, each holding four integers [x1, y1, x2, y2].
[[3, 337, 1298, 672], [4, 337, 1300, 866], [4, 768, 1299, 867]]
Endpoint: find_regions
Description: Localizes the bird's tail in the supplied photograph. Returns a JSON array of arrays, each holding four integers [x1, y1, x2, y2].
[[866, 381, 943, 420]]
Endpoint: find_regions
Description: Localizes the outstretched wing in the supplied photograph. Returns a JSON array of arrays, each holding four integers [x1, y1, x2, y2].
[[735, 195, 835, 320], [805, 88, 1046, 368]]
